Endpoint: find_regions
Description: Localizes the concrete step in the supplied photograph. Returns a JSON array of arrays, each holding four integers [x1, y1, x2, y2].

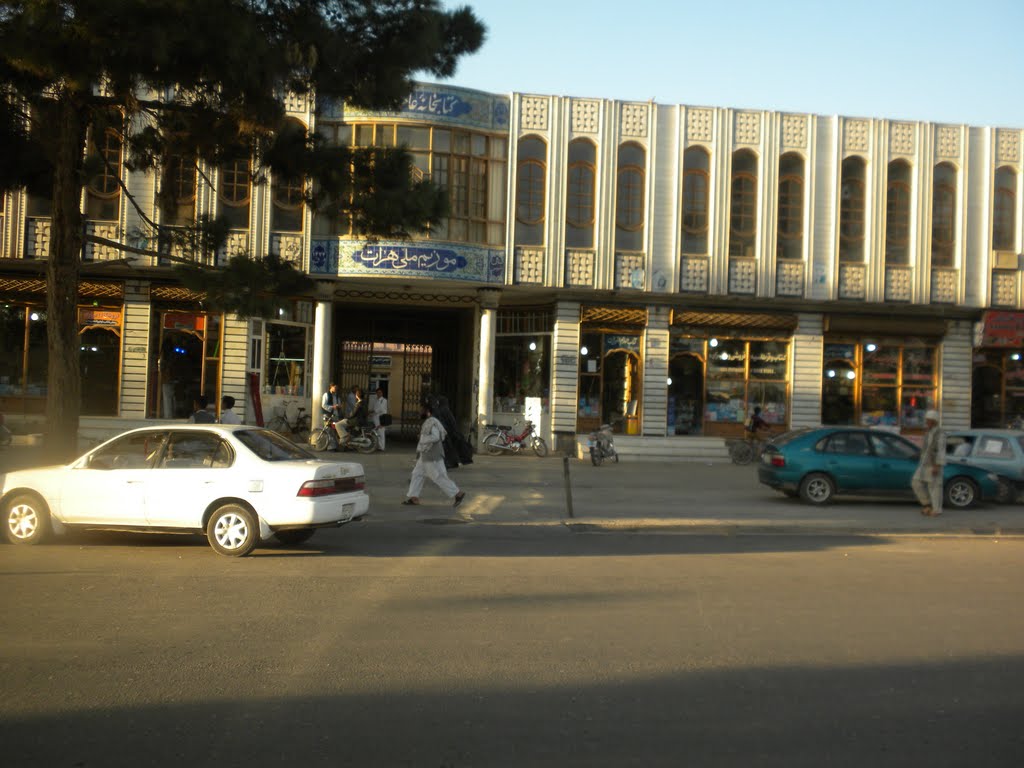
[[573, 435, 731, 462]]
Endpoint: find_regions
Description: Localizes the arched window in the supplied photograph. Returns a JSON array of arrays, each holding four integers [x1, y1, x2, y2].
[[85, 114, 123, 222], [219, 158, 252, 230], [931, 162, 957, 267], [271, 120, 307, 234], [682, 146, 710, 255], [839, 157, 866, 262], [515, 135, 546, 246], [160, 154, 197, 227], [777, 153, 804, 260], [728, 149, 757, 258], [993, 166, 1017, 251], [566, 139, 596, 249], [886, 160, 912, 265], [615, 142, 645, 252]]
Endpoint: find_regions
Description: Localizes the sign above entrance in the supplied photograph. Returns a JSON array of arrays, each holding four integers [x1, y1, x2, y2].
[[163, 313, 206, 332], [980, 310, 1024, 347], [311, 239, 505, 284]]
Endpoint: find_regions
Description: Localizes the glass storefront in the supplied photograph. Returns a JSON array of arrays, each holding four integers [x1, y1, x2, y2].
[[494, 309, 552, 414], [670, 334, 790, 436], [578, 331, 642, 434], [149, 310, 223, 419], [972, 349, 1024, 428], [823, 340, 937, 430]]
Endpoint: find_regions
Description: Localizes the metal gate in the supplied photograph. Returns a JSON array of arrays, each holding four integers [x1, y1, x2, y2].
[[401, 344, 432, 439]]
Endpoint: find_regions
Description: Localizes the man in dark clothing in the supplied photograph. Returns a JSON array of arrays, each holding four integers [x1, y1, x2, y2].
[[188, 395, 216, 423], [429, 394, 473, 468]]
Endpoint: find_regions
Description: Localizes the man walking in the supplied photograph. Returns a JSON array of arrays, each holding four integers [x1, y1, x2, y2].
[[402, 399, 466, 508], [912, 408, 945, 516]]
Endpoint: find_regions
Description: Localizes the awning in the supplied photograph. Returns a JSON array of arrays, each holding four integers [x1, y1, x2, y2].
[[825, 314, 948, 338], [671, 310, 798, 332]]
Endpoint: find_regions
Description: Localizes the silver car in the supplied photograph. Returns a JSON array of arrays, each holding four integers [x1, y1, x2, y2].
[[945, 429, 1024, 502]]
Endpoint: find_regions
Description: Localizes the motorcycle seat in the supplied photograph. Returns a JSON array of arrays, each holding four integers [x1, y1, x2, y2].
[[486, 423, 513, 431]]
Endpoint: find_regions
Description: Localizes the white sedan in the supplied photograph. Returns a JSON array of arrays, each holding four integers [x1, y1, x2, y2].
[[1, 425, 370, 556]]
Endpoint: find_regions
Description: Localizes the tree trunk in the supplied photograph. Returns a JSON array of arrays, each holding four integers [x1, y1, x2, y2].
[[44, 97, 87, 461]]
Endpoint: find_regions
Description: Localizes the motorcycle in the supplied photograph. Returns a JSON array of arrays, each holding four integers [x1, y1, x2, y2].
[[311, 415, 378, 454], [482, 420, 548, 457], [588, 424, 618, 466]]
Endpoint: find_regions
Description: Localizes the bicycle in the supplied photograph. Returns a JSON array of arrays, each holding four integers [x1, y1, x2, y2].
[[727, 435, 766, 465], [264, 399, 311, 443], [482, 420, 548, 457]]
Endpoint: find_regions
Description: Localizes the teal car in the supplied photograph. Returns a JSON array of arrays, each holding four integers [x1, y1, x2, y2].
[[758, 427, 1001, 507]]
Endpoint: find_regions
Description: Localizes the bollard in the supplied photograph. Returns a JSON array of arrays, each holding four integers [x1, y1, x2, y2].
[[562, 455, 574, 518]]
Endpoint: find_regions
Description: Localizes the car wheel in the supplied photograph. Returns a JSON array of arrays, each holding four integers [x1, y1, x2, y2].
[[207, 504, 258, 557], [4, 493, 50, 545], [532, 437, 549, 458], [945, 477, 978, 509], [313, 430, 330, 452], [483, 433, 504, 455], [799, 472, 835, 505], [274, 528, 316, 546]]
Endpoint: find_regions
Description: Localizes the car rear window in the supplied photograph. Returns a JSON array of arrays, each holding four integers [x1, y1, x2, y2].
[[770, 428, 814, 447], [235, 429, 316, 461]]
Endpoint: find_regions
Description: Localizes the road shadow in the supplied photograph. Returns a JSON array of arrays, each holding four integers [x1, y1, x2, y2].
[[2, 656, 1021, 767]]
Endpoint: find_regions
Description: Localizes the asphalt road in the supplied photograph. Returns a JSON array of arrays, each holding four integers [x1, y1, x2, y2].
[[2, 524, 1023, 767]]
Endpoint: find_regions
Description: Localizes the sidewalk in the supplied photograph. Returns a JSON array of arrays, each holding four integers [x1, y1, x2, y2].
[[2, 440, 1022, 537], [348, 444, 1024, 537]]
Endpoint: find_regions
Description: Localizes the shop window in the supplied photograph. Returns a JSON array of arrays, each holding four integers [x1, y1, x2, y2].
[[566, 139, 596, 249], [972, 349, 1024, 428], [776, 153, 804, 260], [728, 150, 758, 258], [704, 338, 789, 427], [0, 305, 27, 396], [839, 157, 866, 262], [931, 162, 957, 268], [993, 166, 1017, 251], [577, 331, 641, 434], [80, 326, 121, 416], [885, 160, 912, 265], [615, 142, 645, 252], [264, 323, 309, 396], [515, 135, 546, 246], [682, 146, 710, 255], [494, 336, 550, 414]]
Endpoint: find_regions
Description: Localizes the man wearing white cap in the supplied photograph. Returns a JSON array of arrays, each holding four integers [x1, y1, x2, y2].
[[912, 409, 945, 516]]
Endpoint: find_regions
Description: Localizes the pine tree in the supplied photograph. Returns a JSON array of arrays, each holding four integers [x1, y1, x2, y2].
[[0, 0, 485, 458]]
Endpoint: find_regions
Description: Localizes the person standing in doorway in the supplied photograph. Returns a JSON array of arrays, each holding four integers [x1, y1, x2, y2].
[[370, 386, 389, 451], [402, 399, 466, 508], [912, 409, 945, 516]]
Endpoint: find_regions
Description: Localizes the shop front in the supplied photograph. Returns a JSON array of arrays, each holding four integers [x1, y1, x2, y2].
[[148, 307, 223, 420], [972, 310, 1024, 428], [668, 311, 795, 438], [576, 306, 647, 435]]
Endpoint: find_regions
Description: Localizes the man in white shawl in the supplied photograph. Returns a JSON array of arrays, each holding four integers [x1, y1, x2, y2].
[[912, 409, 945, 516], [402, 399, 466, 507]]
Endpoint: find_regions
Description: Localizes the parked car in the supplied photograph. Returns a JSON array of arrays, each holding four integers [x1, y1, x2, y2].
[[1, 425, 369, 556], [758, 426, 1001, 507], [945, 428, 1024, 502]]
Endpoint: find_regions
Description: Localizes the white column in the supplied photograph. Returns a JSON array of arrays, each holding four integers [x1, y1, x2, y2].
[[476, 289, 500, 430], [311, 298, 334, 416]]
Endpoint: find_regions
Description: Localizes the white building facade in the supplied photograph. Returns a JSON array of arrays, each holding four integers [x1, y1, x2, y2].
[[1, 83, 1023, 451]]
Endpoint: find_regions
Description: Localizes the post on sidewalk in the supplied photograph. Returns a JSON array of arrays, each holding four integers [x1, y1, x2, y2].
[[562, 455, 574, 518]]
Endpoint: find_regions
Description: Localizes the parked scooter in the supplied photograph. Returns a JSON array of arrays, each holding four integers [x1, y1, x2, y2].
[[588, 424, 618, 466]]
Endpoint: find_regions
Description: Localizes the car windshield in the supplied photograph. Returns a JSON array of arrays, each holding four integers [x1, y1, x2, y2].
[[235, 429, 316, 462]]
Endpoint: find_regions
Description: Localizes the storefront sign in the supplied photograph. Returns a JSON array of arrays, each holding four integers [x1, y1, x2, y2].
[[370, 355, 392, 368], [352, 245, 468, 273], [980, 311, 1024, 347], [78, 308, 121, 327], [311, 239, 505, 283], [604, 334, 641, 354], [163, 313, 206, 331]]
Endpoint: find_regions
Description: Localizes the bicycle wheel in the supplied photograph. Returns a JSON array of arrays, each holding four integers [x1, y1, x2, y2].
[[313, 429, 330, 452], [265, 416, 288, 434], [730, 441, 754, 465], [294, 415, 311, 444], [531, 437, 548, 457]]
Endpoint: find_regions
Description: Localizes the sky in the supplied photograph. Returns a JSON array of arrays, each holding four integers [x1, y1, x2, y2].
[[438, 0, 1024, 128]]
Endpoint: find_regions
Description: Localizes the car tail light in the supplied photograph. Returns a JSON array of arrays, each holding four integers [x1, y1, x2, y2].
[[770, 455, 786, 467], [297, 475, 366, 497]]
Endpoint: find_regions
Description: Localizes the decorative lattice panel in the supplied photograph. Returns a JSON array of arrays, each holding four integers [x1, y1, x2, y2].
[[687, 109, 713, 142], [514, 247, 544, 284], [216, 231, 249, 266], [775, 260, 804, 297], [521, 96, 548, 132], [890, 123, 915, 156], [781, 115, 807, 148], [844, 120, 869, 152], [838, 263, 867, 299], [621, 104, 648, 138], [581, 305, 647, 327], [83, 222, 121, 262], [571, 99, 599, 133], [997, 130, 1020, 163], [734, 112, 760, 145], [615, 252, 645, 290], [565, 249, 594, 287], [930, 268, 958, 303], [885, 265, 913, 301], [936, 126, 961, 159], [151, 285, 204, 302], [25, 217, 51, 259], [271, 233, 304, 268], [728, 258, 756, 295], [992, 271, 1019, 307], [679, 255, 708, 293]]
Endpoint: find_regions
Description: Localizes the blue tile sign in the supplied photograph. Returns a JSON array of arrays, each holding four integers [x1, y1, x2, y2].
[[329, 83, 510, 132], [311, 239, 505, 284]]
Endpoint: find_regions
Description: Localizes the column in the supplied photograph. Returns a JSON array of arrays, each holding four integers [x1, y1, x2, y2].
[[311, 291, 334, 417], [790, 313, 824, 428], [642, 305, 670, 435], [476, 288, 500, 431]]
